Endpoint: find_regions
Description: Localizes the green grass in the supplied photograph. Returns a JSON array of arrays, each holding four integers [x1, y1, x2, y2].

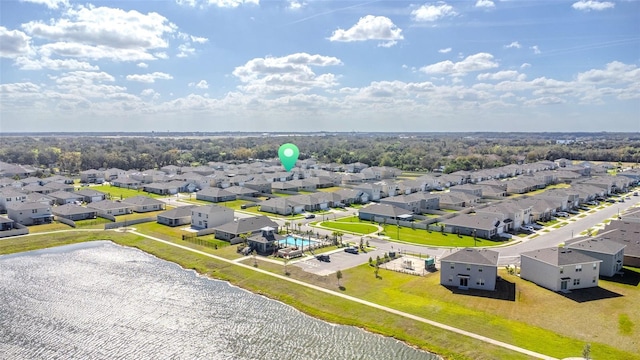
[[2, 231, 639, 360], [28, 222, 72, 233], [380, 224, 507, 247], [320, 220, 379, 234], [90, 185, 165, 199], [619, 314, 634, 335], [315, 187, 342, 193]]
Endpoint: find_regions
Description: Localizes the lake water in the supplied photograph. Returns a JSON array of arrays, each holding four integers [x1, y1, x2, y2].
[[0, 241, 439, 359]]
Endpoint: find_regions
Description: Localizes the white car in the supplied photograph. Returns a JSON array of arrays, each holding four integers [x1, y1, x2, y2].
[[556, 212, 569, 217], [521, 225, 535, 232]]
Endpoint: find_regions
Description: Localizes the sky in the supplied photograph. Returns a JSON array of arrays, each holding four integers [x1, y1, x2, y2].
[[0, 0, 639, 133]]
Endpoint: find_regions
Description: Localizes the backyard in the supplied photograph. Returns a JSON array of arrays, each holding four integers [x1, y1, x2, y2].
[[318, 216, 508, 247], [90, 185, 166, 199]]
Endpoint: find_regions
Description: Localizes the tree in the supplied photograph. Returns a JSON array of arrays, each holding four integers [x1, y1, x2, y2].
[[336, 270, 343, 288], [284, 221, 291, 234], [440, 223, 445, 234], [582, 343, 591, 360], [283, 256, 290, 275], [252, 250, 258, 267], [374, 263, 380, 279], [239, 232, 251, 248]]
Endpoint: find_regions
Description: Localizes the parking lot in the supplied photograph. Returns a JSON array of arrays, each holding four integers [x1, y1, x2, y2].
[[294, 247, 386, 276]]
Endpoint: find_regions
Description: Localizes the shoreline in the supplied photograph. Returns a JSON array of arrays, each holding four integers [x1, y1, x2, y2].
[[2, 230, 637, 360]]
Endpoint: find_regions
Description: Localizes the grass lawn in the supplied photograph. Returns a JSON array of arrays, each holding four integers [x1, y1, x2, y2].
[[75, 218, 112, 228], [320, 220, 379, 234], [28, 221, 72, 233], [90, 185, 166, 199], [380, 224, 507, 247], [2, 231, 638, 360], [315, 186, 341, 192]]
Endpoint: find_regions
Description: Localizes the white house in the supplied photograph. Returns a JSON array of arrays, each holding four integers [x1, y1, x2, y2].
[[7, 201, 53, 225], [567, 237, 625, 277], [191, 204, 235, 229], [520, 247, 602, 292], [439, 248, 499, 291]]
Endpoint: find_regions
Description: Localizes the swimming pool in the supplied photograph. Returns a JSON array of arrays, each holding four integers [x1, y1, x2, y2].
[[279, 236, 320, 248]]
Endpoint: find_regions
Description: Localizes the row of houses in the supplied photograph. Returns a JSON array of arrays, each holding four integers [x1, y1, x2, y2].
[[440, 233, 627, 293]]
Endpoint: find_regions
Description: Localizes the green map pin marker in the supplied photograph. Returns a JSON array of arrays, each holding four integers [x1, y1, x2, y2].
[[278, 143, 299, 172]]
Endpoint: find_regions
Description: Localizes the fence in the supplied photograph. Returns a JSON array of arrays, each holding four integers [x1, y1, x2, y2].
[[55, 216, 76, 228], [0, 223, 29, 238], [181, 234, 221, 249], [104, 216, 156, 230]]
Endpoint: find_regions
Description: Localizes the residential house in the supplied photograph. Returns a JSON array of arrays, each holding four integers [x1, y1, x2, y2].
[[143, 182, 181, 195], [520, 247, 601, 292], [80, 169, 105, 184], [225, 186, 259, 198], [441, 214, 503, 239], [191, 204, 235, 229], [475, 201, 532, 230], [52, 204, 98, 221], [358, 203, 413, 222], [439, 248, 499, 291], [244, 177, 273, 194], [335, 188, 369, 205], [380, 193, 439, 214], [103, 168, 127, 181], [0, 188, 27, 212], [42, 182, 74, 193], [75, 188, 107, 203], [196, 188, 236, 203], [354, 183, 382, 201], [566, 237, 625, 277], [48, 190, 83, 205], [450, 184, 483, 198], [87, 200, 132, 217], [111, 177, 142, 189], [214, 215, 279, 242], [157, 205, 197, 227], [259, 197, 304, 216], [435, 192, 479, 209], [122, 195, 166, 213], [7, 201, 53, 225], [25, 193, 55, 206], [599, 220, 640, 267]]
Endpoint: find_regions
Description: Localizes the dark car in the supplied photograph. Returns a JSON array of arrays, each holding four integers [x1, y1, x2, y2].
[[305, 214, 316, 219], [344, 247, 359, 254], [316, 254, 330, 262]]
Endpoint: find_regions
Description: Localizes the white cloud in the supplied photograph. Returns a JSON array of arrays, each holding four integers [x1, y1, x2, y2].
[[288, 0, 305, 10], [177, 43, 196, 58], [438, 47, 452, 54], [141, 88, 160, 99], [504, 41, 521, 49], [189, 80, 209, 89], [521, 63, 531, 69], [203, 0, 259, 8], [524, 96, 566, 106], [576, 61, 639, 84], [420, 53, 499, 75], [126, 72, 173, 83], [411, 2, 457, 22], [0, 27, 32, 58], [530, 45, 541, 54], [572, 0, 614, 11], [329, 15, 403, 46], [232, 53, 341, 94], [20, 5, 185, 62], [15, 56, 98, 71], [477, 70, 525, 81], [19, 0, 69, 9], [137, 62, 149, 68], [475, 0, 495, 8]]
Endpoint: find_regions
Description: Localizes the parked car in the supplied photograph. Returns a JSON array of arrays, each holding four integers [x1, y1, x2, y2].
[[633, 192, 638, 196], [606, 199, 617, 204], [305, 214, 316, 219], [316, 254, 330, 262], [521, 225, 535, 232], [556, 212, 569, 217], [344, 246, 359, 254]]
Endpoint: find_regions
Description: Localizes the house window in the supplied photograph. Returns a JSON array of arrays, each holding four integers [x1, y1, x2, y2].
[[560, 267, 564, 274], [107, 210, 112, 214], [592, 276, 597, 283], [199, 221, 202, 226], [476, 279, 485, 286], [32, 209, 37, 213], [573, 279, 580, 286], [592, 263, 597, 270], [143, 206, 147, 210], [478, 267, 483, 272], [466, 266, 471, 271], [450, 263, 455, 269], [576, 265, 582, 272], [448, 276, 453, 282]]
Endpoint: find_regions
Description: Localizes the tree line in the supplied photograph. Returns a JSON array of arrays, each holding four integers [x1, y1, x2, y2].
[[0, 133, 638, 174]]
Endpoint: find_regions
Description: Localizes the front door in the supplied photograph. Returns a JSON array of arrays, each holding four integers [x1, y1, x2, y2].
[[459, 277, 468, 289], [561, 280, 568, 291]]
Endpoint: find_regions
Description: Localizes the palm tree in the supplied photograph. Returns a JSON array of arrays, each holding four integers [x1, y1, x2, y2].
[[337, 231, 344, 246], [284, 221, 291, 234], [336, 270, 343, 288], [239, 232, 251, 249]]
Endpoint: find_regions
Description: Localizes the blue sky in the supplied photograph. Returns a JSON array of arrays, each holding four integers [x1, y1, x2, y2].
[[1, 0, 639, 132]]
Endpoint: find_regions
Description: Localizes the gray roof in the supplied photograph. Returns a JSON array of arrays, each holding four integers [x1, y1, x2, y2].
[[440, 248, 499, 266], [7, 201, 50, 211], [0, 216, 14, 224], [121, 195, 164, 206], [442, 214, 501, 231], [214, 216, 278, 234], [197, 187, 234, 197], [48, 190, 83, 200], [75, 189, 107, 197], [158, 205, 198, 219], [566, 237, 626, 255], [192, 204, 233, 215], [52, 204, 97, 216], [521, 247, 601, 266], [87, 200, 131, 211], [359, 203, 412, 218]]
